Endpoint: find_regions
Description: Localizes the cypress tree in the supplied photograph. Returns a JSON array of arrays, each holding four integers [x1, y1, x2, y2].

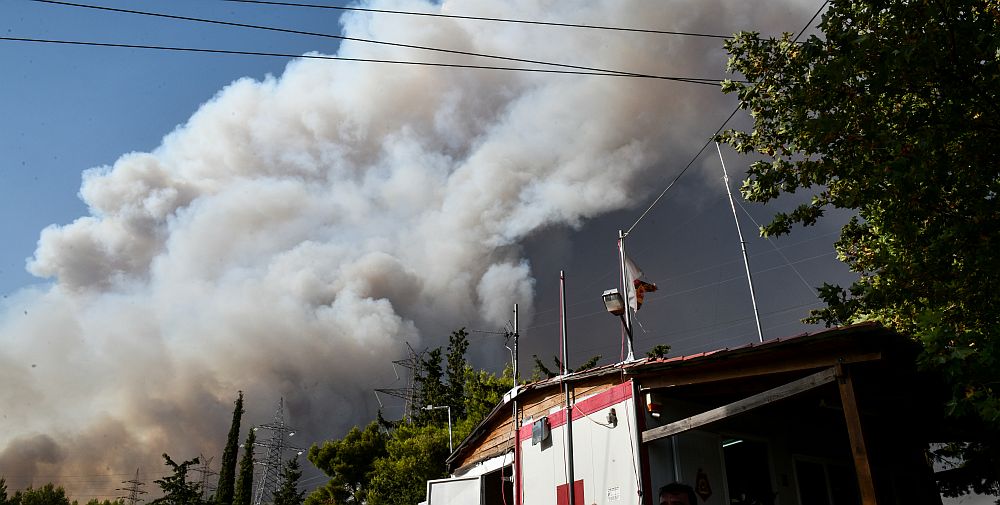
[[215, 391, 244, 505], [234, 428, 255, 505]]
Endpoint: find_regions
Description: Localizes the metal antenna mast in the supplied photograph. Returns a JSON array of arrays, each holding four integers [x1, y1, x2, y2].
[[117, 469, 146, 505], [251, 398, 305, 505]]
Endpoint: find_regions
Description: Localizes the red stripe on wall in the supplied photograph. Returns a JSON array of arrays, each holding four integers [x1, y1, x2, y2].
[[518, 380, 633, 442]]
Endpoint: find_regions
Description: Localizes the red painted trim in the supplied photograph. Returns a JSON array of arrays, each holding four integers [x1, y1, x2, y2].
[[636, 384, 653, 505], [518, 381, 634, 442]]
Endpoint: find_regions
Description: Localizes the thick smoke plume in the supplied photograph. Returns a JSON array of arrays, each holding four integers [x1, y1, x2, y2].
[[0, 0, 811, 497]]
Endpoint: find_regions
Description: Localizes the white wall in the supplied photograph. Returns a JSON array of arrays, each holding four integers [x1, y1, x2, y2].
[[519, 386, 641, 505]]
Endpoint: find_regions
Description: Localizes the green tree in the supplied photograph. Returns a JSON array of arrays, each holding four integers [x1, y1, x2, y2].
[[462, 364, 515, 428], [215, 392, 244, 505], [306, 421, 388, 505], [718, 0, 1000, 497], [10, 484, 71, 505], [81, 500, 124, 505], [444, 328, 470, 419], [271, 458, 305, 505], [366, 423, 450, 505], [149, 455, 205, 505], [530, 354, 602, 379], [233, 427, 255, 505], [1, 477, 9, 505], [646, 344, 671, 359], [414, 347, 446, 423]]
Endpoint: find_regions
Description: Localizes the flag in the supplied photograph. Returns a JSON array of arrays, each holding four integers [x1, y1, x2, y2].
[[624, 255, 658, 311]]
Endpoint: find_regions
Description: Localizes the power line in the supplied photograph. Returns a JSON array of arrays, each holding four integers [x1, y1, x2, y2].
[[29, 0, 722, 83], [624, 0, 831, 235], [218, 0, 735, 40], [0, 36, 724, 83]]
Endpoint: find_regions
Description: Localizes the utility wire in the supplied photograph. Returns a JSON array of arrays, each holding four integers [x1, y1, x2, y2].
[[624, 0, 830, 235], [218, 0, 734, 40], [0, 36, 722, 83], [29, 0, 722, 84]]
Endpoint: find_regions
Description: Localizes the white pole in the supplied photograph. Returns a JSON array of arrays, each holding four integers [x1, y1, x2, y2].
[[446, 405, 453, 453], [618, 230, 636, 361], [716, 142, 764, 343]]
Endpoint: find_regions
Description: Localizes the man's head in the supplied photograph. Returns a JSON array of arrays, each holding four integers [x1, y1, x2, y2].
[[659, 482, 696, 505]]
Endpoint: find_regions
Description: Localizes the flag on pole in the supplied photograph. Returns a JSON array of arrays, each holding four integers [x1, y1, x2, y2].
[[624, 256, 658, 311]]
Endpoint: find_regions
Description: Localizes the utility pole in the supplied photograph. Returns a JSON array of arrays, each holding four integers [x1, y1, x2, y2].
[[251, 398, 305, 505], [117, 469, 146, 505]]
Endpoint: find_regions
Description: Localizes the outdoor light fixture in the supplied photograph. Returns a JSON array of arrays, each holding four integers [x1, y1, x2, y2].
[[423, 404, 453, 453], [602, 289, 625, 316]]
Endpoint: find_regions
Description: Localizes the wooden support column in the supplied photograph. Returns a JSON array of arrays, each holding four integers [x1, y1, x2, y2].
[[836, 363, 878, 505]]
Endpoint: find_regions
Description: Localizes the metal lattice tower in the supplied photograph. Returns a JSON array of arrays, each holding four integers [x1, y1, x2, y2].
[[251, 398, 305, 505], [193, 455, 217, 499], [375, 342, 424, 419], [117, 469, 146, 505]]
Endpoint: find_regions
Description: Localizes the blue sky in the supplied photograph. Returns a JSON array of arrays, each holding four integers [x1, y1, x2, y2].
[[1, 0, 344, 296]]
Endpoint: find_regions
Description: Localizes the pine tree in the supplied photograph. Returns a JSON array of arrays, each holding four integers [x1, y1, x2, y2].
[[233, 428, 255, 505], [150, 454, 204, 505], [271, 458, 305, 505], [215, 392, 244, 505]]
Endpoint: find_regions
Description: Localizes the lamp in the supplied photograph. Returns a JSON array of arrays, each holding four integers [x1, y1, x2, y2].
[[423, 404, 453, 453], [602, 289, 625, 316]]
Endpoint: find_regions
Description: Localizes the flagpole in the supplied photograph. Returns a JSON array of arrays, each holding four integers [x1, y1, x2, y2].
[[716, 142, 764, 343], [618, 229, 636, 361], [560, 271, 576, 505]]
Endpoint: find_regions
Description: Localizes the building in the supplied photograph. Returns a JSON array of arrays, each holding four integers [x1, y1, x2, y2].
[[424, 323, 945, 505]]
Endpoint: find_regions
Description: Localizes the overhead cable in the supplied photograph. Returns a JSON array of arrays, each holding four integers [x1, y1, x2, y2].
[[623, 0, 831, 235], [29, 0, 717, 83], [218, 0, 734, 39], [0, 36, 724, 83]]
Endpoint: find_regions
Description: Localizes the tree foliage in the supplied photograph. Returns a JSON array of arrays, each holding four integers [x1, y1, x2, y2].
[[271, 458, 306, 505], [646, 344, 672, 360], [150, 454, 206, 505], [233, 427, 255, 505], [8, 483, 71, 505], [308, 328, 516, 505], [215, 392, 244, 505], [366, 423, 450, 505], [719, 0, 1000, 496], [530, 354, 602, 380], [306, 421, 387, 505]]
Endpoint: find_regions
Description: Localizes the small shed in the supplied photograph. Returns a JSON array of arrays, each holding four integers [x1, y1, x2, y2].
[[427, 323, 945, 505]]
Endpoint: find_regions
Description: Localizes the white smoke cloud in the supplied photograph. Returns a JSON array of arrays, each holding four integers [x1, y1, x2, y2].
[[0, 0, 813, 496]]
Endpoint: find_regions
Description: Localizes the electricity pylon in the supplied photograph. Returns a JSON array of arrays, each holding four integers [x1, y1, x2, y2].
[[193, 455, 217, 499], [251, 398, 304, 505], [375, 342, 424, 419], [117, 469, 146, 505]]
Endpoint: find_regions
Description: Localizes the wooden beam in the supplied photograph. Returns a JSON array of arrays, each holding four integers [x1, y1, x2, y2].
[[837, 364, 878, 505], [637, 352, 881, 391], [642, 367, 837, 443]]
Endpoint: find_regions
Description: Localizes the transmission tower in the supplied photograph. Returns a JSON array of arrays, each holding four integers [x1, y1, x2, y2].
[[251, 398, 305, 505], [193, 454, 217, 499], [375, 342, 424, 419], [117, 469, 146, 505]]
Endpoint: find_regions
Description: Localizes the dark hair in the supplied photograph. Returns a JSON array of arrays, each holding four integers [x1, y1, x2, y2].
[[659, 482, 697, 504]]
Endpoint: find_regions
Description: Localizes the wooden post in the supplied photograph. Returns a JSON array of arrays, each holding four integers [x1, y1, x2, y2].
[[836, 363, 878, 505]]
